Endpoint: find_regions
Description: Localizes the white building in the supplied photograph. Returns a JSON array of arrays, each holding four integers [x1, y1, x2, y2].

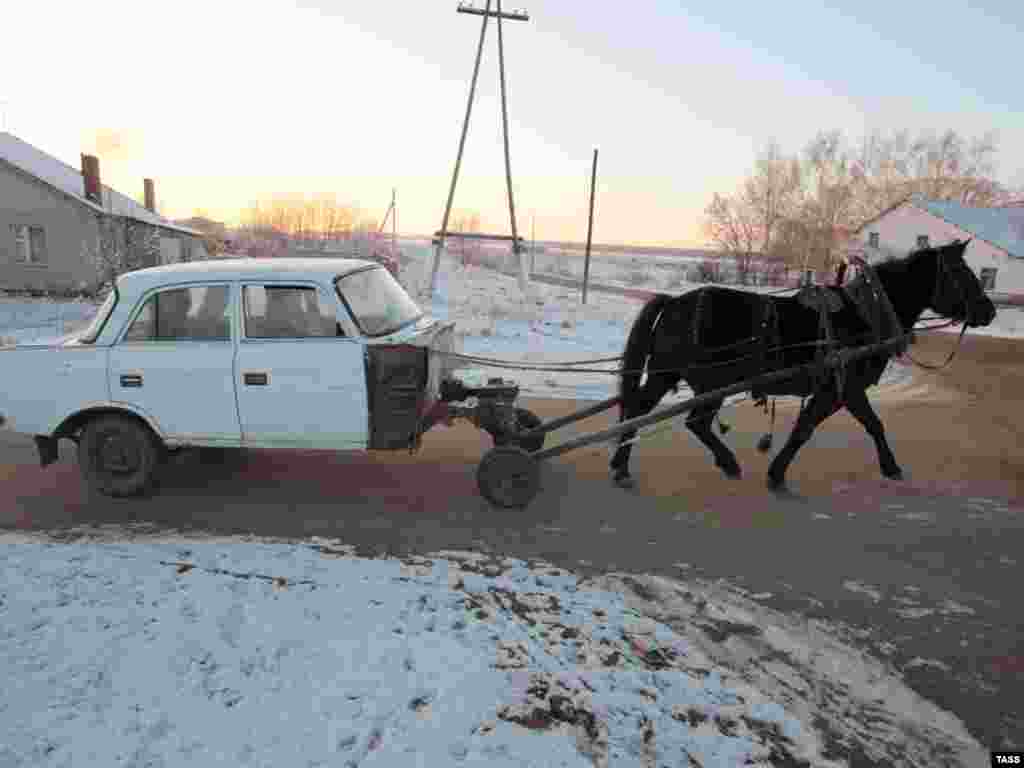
[[850, 196, 1024, 296]]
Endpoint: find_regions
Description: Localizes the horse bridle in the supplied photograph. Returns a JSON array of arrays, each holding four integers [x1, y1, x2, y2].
[[849, 247, 972, 371]]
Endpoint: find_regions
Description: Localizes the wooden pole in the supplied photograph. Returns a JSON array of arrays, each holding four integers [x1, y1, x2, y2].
[[432, 0, 493, 296], [531, 211, 536, 274], [582, 148, 598, 305], [496, 0, 528, 293], [496, 0, 519, 253]]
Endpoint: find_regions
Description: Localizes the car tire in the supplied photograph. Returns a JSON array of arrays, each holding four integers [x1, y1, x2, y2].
[[78, 414, 164, 497]]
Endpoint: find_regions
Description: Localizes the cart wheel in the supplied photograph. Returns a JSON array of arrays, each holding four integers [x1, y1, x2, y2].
[[477, 446, 540, 509], [492, 407, 545, 454]]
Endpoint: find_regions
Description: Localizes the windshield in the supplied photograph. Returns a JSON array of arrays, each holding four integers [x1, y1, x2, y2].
[[335, 267, 423, 337], [76, 288, 119, 344]]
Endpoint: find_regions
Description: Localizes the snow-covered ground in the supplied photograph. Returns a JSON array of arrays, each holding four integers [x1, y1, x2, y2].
[[0, 529, 986, 767], [0, 296, 98, 346]]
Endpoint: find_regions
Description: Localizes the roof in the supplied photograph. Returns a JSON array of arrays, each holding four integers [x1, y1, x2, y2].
[[911, 196, 1024, 259], [855, 194, 1024, 259], [854, 196, 914, 234], [0, 131, 202, 237], [115, 257, 382, 296]]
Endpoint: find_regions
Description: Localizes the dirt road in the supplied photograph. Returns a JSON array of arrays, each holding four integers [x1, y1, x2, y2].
[[1, 331, 1022, 753]]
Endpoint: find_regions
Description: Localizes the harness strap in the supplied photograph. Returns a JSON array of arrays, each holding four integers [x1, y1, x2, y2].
[[752, 298, 780, 401], [693, 288, 708, 346]]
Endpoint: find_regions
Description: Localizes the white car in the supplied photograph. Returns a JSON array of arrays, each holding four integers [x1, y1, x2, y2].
[[1, 258, 543, 500]]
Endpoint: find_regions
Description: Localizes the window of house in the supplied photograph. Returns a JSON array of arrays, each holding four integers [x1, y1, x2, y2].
[[9, 224, 47, 264], [979, 267, 997, 292], [916, 235, 930, 249], [868, 232, 880, 248], [122, 285, 231, 342], [243, 285, 339, 338]]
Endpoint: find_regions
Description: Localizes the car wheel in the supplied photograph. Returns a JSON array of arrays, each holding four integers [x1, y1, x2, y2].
[[78, 415, 164, 497]]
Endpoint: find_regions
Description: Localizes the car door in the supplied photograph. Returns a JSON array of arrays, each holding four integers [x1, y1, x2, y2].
[[107, 282, 242, 446], [234, 281, 368, 449]]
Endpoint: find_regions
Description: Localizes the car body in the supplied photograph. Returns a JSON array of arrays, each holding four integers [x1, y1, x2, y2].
[[0, 258, 538, 497]]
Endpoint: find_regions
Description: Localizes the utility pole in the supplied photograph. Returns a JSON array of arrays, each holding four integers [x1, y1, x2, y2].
[[582, 148, 598, 305], [531, 211, 536, 274], [430, 1, 530, 297]]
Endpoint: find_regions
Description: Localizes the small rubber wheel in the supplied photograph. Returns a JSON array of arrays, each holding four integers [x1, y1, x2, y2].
[[492, 407, 546, 454], [78, 414, 163, 497], [477, 445, 541, 509]]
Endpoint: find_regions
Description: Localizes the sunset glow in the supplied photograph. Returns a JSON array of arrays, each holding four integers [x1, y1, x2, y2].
[[3, 0, 1021, 246]]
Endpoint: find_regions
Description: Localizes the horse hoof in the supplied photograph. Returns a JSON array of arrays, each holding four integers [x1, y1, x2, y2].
[[613, 472, 635, 489], [718, 462, 742, 480], [766, 475, 786, 492], [882, 467, 904, 481]]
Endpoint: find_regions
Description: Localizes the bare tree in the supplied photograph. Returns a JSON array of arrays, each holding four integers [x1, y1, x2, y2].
[[87, 216, 157, 287], [849, 128, 1007, 220], [795, 130, 859, 274], [741, 141, 803, 255], [703, 193, 759, 284], [710, 127, 1011, 282]]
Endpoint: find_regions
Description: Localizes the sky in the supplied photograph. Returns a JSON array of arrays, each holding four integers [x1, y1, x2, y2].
[[2, 0, 1021, 247]]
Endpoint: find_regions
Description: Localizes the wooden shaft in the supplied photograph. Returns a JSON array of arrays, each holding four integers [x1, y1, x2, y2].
[[517, 394, 622, 439], [530, 334, 911, 462]]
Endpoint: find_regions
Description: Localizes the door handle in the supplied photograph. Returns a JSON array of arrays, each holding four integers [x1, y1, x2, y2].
[[120, 373, 143, 388], [243, 372, 269, 386]]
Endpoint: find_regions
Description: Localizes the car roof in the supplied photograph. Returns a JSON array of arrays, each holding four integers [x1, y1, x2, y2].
[[115, 257, 382, 296]]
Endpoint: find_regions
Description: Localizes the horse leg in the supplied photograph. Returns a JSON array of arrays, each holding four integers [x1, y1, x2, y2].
[[766, 391, 841, 491], [843, 386, 903, 480], [609, 375, 675, 489], [686, 400, 742, 479]]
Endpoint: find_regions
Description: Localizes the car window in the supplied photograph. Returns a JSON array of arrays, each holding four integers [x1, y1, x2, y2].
[[243, 285, 339, 339], [123, 285, 231, 342], [335, 267, 422, 337], [76, 288, 118, 344]]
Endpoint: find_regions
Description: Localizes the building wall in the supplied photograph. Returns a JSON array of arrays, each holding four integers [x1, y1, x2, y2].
[[159, 236, 182, 265], [855, 201, 1024, 295], [0, 161, 102, 291]]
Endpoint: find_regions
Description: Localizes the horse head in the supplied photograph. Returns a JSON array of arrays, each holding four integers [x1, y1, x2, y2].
[[922, 239, 997, 328]]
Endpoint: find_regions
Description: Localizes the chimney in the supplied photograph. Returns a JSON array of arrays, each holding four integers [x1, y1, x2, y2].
[[81, 154, 102, 205], [144, 178, 155, 213]]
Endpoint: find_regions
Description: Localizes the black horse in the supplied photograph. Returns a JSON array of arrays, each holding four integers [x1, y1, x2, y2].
[[610, 239, 997, 492]]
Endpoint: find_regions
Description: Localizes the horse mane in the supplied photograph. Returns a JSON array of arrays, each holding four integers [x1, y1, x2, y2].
[[870, 249, 922, 275], [869, 239, 966, 276]]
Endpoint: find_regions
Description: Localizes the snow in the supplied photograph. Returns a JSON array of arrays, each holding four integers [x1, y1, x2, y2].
[[0, 297, 99, 346], [0, 529, 986, 767]]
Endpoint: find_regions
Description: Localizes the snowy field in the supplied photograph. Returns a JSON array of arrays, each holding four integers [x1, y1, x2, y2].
[[0, 529, 986, 767]]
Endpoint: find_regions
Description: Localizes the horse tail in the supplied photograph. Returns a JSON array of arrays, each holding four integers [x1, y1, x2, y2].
[[619, 293, 672, 418]]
